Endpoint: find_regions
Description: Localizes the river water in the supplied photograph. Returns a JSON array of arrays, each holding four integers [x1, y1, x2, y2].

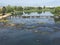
[[0, 11, 60, 45]]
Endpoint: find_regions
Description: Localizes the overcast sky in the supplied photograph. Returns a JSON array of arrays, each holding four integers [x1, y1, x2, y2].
[[0, 0, 60, 7]]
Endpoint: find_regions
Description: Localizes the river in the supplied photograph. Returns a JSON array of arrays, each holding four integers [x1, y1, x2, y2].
[[0, 11, 60, 45]]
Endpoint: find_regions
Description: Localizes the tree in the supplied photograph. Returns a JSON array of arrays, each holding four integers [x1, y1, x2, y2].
[[2, 6, 6, 15], [13, 6, 17, 11], [16, 6, 23, 11], [6, 5, 14, 13], [55, 7, 60, 13], [24, 7, 35, 10], [37, 7, 42, 10], [0, 8, 2, 14], [43, 6, 45, 9]]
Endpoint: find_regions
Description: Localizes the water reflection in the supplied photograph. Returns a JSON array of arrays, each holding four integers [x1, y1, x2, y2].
[[24, 12, 32, 14], [14, 12, 23, 15], [8, 12, 55, 24], [0, 11, 60, 45], [37, 11, 42, 14], [8, 16, 55, 24]]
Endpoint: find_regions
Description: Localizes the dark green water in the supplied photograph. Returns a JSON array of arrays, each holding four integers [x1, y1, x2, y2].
[[0, 11, 60, 45]]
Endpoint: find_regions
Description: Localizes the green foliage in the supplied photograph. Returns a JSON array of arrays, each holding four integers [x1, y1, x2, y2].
[[0, 8, 2, 14], [6, 5, 23, 13], [24, 7, 35, 10], [0, 6, 43, 15], [2, 7, 6, 15], [14, 11, 23, 15], [55, 7, 60, 13], [13, 6, 17, 11], [16, 6, 23, 11], [50, 7, 60, 16], [6, 5, 14, 13], [13, 6, 23, 11], [37, 7, 42, 10]]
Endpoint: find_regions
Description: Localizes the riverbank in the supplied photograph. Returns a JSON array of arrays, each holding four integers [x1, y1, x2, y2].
[[0, 13, 11, 19]]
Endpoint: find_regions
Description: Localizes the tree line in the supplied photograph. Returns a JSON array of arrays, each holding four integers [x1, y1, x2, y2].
[[0, 5, 42, 14], [0, 5, 60, 15]]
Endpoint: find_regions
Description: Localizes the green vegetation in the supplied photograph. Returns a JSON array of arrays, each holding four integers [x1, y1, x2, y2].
[[54, 7, 60, 15], [0, 5, 42, 15], [23, 7, 42, 13], [55, 7, 60, 13], [2, 7, 6, 15], [6, 5, 14, 13], [48, 7, 60, 16], [0, 5, 60, 16], [0, 8, 2, 14]]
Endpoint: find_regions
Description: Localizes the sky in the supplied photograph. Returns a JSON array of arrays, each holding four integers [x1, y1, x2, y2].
[[0, 0, 60, 7]]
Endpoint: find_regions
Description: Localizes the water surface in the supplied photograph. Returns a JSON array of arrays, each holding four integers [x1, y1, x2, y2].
[[0, 11, 60, 45]]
